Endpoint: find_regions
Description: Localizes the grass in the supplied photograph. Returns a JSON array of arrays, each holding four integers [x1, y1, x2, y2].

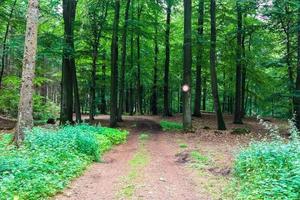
[[160, 120, 183, 131], [190, 151, 209, 169], [0, 124, 128, 200], [179, 143, 188, 148], [118, 133, 150, 199]]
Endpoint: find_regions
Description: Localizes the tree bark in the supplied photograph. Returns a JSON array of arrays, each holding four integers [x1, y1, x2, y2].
[[210, 0, 226, 130], [163, 0, 172, 116], [100, 51, 107, 114], [110, 0, 120, 127], [61, 0, 77, 124], [136, 2, 143, 115], [234, 0, 243, 124], [194, 0, 204, 117], [183, 0, 192, 131], [118, 0, 131, 121], [14, 0, 39, 146]]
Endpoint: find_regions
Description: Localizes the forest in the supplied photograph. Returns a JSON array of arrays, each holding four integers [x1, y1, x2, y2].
[[0, 0, 300, 199]]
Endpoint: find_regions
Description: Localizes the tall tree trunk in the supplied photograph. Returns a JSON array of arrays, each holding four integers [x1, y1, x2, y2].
[[89, 44, 98, 121], [194, 0, 204, 117], [100, 51, 107, 114], [110, 0, 120, 127], [295, 2, 300, 129], [210, 0, 226, 130], [118, 0, 131, 121], [14, 0, 39, 146], [183, 0, 192, 131], [234, 0, 243, 124], [241, 29, 247, 118], [73, 61, 81, 123], [61, 0, 77, 124], [0, 0, 17, 88], [136, 3, 143, 115], [151, 5, 159, 115], [202, 76, 207, 111], [163, 1, 172, 116]]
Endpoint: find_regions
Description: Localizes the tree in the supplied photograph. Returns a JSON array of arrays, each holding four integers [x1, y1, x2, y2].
[[61, 0, 78, 124], [118, 0, 131, 121], [163, 0, 172, 116], [14, 0, 39, 145], [193, 0, 204, 117], [210, 0, 226, 130], [110, 0, 120, 127], [87, 0, 108, 121], [183, 0, 192, 130], [0, 0, 17, 88], [234, 0, 243, 124]]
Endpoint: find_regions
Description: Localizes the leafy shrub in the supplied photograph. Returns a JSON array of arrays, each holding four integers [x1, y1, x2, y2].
[[160, 120, 183, 131], [233, 118, 300, 200], [0, 124, 128, 200]]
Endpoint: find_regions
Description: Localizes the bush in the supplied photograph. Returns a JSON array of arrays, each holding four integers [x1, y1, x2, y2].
[[160, 120, 183, 131], [233, 118, 300, 200], [0, 124, 128, 200]]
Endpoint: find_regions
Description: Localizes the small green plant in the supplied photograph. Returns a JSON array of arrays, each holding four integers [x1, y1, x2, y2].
[[139, 133, 150, 141], [160, 120, 183, 131], [179, 143, 188, 148], [190, 151, 209, 169]]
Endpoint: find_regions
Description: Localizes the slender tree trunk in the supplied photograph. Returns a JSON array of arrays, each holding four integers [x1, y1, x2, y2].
[[100, 51, 107, 114], [14, 0, 39, 146], [73, 61, 81, 123], [241, 30, 247, 118], [136, 3, 143, 115], [89, 44, 98, 121], [0, 0, 17, 88], [210, 0, 226, 130], [118, 0, 131, 121], [202, 76, 207, 111], [110, 0, 120, 127], [234, 0, 243, 124], [61, 0, 77, 124], [151, 7, 159, 115], [295, 2, 300, 129], [194, 0, 204, 117], [183, 0, 192, 131], [163, 1, 172, 116]]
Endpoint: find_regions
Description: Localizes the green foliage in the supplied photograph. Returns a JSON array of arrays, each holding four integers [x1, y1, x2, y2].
[[0, 124, 128, 200], [179, 143, 188, 148], [190, 151, 209, 169], [233, 140, 300, 200], [139, 132, 150, 141], [160, 120, 183, 131]]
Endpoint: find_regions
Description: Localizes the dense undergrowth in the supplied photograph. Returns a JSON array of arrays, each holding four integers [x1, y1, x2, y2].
[[0, 124, 128, 200], [233, 119, 300, 200]]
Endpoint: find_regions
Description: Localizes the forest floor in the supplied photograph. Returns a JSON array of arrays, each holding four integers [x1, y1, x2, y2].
[[50, 113, 287, 200]]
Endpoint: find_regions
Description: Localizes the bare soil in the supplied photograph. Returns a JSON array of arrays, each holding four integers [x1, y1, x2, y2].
[[54, 114, 281, 200]]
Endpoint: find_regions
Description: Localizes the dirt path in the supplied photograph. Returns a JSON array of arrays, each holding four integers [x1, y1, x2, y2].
[[55, 119, 211, 200]]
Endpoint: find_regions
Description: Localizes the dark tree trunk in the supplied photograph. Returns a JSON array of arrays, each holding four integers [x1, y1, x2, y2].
[[210, 0, 226, 130], [183, 0, 192, 131], [100, 51, 107, 114], [151, 7, 159, 115], [110, 0, 120, 127], [202, 76, 207, 111], [90, 44, 98, 121], [136, 3, 143, 115], [234, 0, 243, 124], [61, 0, 77, 124], [163, 1, 172, 116], [193, 0, 204, 117], [295, 2, 300, 129], [73, 62, 81, 123], [0, 0, 17, 88], [241, 29, 247, 118], [118, 0, 131, 121]]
